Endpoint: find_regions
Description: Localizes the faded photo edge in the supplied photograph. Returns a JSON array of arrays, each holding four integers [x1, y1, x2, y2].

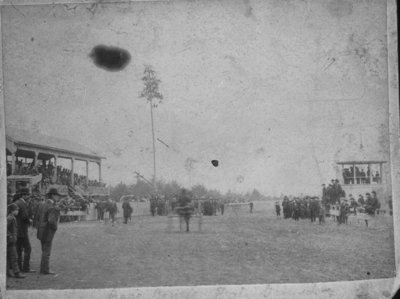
[[0, 0, 398, 298]]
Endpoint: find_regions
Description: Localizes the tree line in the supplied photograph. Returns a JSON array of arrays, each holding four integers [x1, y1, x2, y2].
[[109, 179, 277, 203]]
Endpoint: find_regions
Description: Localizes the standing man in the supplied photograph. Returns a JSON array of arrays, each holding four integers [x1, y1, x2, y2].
[[177, 189, 193, 232], [220, 200, 225, 215], [122, 198, 133, 224], [342, 199, 350, 224], [275, 201, 281, 217], [365, 191, 380, 215], [321, 184, 328, 205], [14, 188, 35, 273], [309, 197, 319, 223], [318, 201, 325, 224], [7, 203, 26, 278], [388, 196, 393, 216], [349, 194, 358, 215], [36, 188, 61, 275], [107, 198, 118, 225], [358, 194, 365, 206], [150, 196, 156, 216]]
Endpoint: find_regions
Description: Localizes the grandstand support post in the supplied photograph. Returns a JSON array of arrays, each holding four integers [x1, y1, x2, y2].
[[11, 152, 16, 174], [71, 157, 75, 186], [33, 151, 37, 168], [86, 160, 89, 186], [54, 155, 58, 183], [98, 161, 102, 183]]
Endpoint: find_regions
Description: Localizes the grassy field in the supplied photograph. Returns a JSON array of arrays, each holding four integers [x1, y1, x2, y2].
[[6, 202, 396, 290]]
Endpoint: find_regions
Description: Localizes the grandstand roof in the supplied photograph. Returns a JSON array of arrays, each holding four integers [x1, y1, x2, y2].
[[6, 127, 105, 160]]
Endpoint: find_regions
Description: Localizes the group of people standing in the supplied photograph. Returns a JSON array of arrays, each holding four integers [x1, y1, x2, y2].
[[277, 178, 383, 227], [280, 196, 325, 224], [94, 199, 119, 224], [7, 187, 62, 278]]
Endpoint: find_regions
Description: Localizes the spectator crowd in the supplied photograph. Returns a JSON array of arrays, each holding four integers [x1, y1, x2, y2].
[[7, 160, 106, 189], [279, 178, 383, 227], [342, 166, 381, 184]]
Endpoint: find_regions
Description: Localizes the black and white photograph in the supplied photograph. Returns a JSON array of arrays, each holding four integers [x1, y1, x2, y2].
[[0, 0, 398, 298]]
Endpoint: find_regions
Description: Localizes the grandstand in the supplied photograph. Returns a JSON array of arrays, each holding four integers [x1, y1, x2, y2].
[[5, 126, 108, 200]]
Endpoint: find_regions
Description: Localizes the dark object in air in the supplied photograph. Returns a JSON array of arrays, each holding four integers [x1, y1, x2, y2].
[[89, 45, 131, 71], [211, 160, 219, 167]]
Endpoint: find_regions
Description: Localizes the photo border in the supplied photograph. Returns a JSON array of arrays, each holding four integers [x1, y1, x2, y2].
[[0, 0, 398, 298]]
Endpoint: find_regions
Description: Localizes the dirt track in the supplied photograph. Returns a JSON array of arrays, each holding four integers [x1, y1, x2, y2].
[[6, 207, 395, 290]]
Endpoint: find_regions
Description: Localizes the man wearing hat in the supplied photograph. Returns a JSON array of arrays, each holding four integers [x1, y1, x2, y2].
[[14, 187, 35, 273], [275, 201, 281, 217], [365, 191, 380, 216], [36, 188, 62, 275], [7, 203, 26, 278]]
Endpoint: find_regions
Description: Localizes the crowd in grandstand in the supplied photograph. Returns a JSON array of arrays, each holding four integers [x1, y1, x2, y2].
[[56, 166, 71, 185], [88, 179, 105, 187], [7, 160, 105, 188]]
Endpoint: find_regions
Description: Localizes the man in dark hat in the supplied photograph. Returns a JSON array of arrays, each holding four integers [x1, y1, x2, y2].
[[358, 194, 365, 206], [177, 189, 194, 232], [309, 197, 319, 223], [14, 187, 35, 273], [36, 188, 62, 275], [321, 184, 328, 204], [7, 203, 26, 278], [275, 201, 281, 217], [122, 197, 133, 224], [365, 191, 380, 215], [105, 198, 118, 225]]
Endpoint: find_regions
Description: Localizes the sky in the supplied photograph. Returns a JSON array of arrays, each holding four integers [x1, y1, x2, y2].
[[1, 0, 390, 195]]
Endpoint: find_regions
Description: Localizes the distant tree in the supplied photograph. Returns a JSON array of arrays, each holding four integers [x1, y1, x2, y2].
[[250, 189, 262, 201], [110, 182, 129, 201], [191, 184, 208, 200], [160, 180, 181, 198], [208, 189, 222, 200], [132, 178, 153, 199], [140, 65, 163, 192]]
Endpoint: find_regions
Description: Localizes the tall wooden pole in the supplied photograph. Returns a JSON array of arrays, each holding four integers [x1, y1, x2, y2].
[[150, 99, 157, 193]]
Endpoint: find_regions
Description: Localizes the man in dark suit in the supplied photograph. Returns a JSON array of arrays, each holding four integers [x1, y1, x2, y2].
[[14, 188, 35, 273], [122, 198, 133, 224], [36, 188, 61, 275], [177, 189, 193, 232], [365, 191, 380, 215], [105, 198, 118, 225]]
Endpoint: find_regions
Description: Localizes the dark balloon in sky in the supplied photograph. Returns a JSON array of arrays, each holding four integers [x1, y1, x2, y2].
[[211, 160, 219, 167], [89, 45, 131, 71]]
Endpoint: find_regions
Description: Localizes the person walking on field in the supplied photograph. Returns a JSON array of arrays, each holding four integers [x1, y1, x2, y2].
[[275, 201, 281, 217], [36, 188, 61, 275], [7, 204, 26, 278], [177, 189, 193, 232], [122, 198, 133, 224], [318, 201, 325, 224], [106, 198, 118, 225], [14, 188, 35, 273]]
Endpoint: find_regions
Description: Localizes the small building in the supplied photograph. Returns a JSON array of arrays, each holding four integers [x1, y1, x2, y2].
[[336, 160, 390, 209]]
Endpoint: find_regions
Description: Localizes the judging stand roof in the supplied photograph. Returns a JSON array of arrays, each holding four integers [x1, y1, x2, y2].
[[6, 127, 105, 160], [337, 161, 387, 165]]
